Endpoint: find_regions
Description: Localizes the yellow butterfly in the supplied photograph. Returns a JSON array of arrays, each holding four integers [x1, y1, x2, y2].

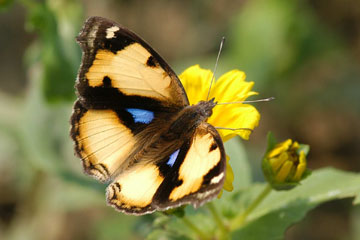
[[71, 16, 225, 215]]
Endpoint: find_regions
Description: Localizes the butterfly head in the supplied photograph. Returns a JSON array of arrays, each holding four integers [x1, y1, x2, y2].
[[196, 98, 217, 120]]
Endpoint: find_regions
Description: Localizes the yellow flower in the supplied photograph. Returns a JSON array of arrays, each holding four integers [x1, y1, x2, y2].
[[262, 134, 310, 190], [180, 65, 260, 141], [179, 65, 260, 192]]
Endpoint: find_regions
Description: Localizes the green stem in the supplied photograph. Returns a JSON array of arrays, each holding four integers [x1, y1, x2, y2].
[[182, 216, 208, 240], [207, 202, 228, 239], [230, 184, 272, 230]]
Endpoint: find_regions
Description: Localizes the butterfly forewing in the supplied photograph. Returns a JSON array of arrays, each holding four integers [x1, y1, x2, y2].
[[76, 16, 189, 109]]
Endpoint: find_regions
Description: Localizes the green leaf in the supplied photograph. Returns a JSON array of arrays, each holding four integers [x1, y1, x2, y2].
[[24, 0, 82, 103], [93, 213, 139, 240], [147, 229, 192, 240], [231, 168, 360, 239], [224, 137, 252, 189], [148, 207, 218, 240]]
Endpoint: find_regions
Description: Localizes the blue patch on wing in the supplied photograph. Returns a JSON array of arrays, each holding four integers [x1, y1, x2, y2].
[[125, 108, 154, 124], [167, 149, 180, 167]]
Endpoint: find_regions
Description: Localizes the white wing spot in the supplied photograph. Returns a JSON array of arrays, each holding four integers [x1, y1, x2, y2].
[[194, 188, 218, 204], [210, 172, 224, 184], [106, 26, 120, 39]]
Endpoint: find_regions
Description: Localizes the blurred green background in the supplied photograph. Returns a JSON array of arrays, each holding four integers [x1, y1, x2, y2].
[[0, 0, 359, 239]]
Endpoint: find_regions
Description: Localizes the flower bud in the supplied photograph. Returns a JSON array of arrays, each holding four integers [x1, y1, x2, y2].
[[262, 133, 310, 190]]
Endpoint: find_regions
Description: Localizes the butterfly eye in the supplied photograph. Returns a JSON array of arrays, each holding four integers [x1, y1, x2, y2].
[[125, 108, 154, 124], [166, 149, 180, 167]]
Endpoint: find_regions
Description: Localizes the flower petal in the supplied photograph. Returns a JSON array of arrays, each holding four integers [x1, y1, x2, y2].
[[210, 70, 257, 103], [223, 155, 234, 192], [267, 139, 292, 158], [275, 161, 294, 182], [179, 65, 212, 105], [209, 104, 260, 141], [292, 151, 307, 181]]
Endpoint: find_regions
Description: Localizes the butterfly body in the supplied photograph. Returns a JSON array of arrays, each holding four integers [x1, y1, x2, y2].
[[71, 16, 226, 215]]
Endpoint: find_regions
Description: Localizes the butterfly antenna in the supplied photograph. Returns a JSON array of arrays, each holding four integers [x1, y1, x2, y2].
[[215, 97, 274, 133], [206, 37, 226, 101], [216, 97, 275, 105]]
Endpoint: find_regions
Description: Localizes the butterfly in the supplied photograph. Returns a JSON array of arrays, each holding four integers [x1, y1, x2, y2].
[[70, 16, 226, 215]]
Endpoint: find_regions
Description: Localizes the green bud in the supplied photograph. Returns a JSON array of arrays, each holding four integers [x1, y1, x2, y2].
[[262, 132, 310, 190]]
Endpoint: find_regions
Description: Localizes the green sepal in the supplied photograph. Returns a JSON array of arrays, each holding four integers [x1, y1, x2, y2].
[[298, 144, 310, 156], [265, 131, 277, 154]]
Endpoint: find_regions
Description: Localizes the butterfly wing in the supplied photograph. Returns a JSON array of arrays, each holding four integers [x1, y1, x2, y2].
[[106, 122, 226, 215], [71, 16, 189, 182], [76, 16, 189, 108]]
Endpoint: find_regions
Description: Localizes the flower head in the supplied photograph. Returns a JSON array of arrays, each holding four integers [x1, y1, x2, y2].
[[262, 133, 310, 190], [180, 65, 260, 141], [179, 65, 260, 192]]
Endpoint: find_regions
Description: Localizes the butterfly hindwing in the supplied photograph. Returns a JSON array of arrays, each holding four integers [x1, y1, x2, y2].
[[71, 101, 137, 181], [106, 122, 226, 215], [154, 122, 226, 209]]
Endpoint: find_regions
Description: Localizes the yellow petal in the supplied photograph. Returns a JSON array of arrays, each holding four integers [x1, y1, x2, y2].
[[210, 70, 249, 102], [292, 151, 307, 181], [267, 139, 292, 158], [291, 141, 300, 151], [299, 151, 306, 164], [223, 155, 234, 192], [179, 65, 212, 105], [210, 71, 258, 118], [269, 154, 287, 172], [208, 69, 260, 141], [209, 104, 260, 141], [275, 161, 293, 182], [292, 162, 306, 181]]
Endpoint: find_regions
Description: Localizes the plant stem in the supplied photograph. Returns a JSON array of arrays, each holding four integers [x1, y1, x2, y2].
[[182, 216, 208, 240], [230, 184, 272, 230], [207, 202, 228, 239]]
